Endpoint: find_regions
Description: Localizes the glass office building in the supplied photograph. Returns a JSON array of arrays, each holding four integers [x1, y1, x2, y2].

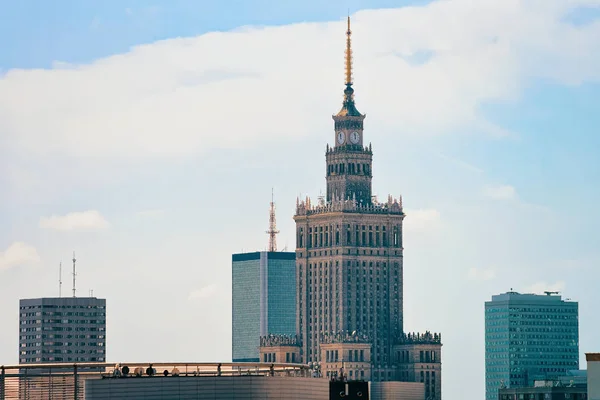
[[232, 251, 296, 362], [485, 291, 579, 400]]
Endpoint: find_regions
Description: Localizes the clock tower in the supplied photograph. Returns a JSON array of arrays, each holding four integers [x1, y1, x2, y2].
[[326, 17, 372, 205], [260, 16, 443, 396]]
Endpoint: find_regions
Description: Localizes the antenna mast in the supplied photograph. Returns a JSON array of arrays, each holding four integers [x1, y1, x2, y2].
[[59, 261, 62, 298], [266, 188, 280, 252], [72, 251, 77, 298]]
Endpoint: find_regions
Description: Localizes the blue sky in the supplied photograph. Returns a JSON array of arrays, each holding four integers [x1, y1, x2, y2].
[[1, 1, 599, 400], [0, 0, 427, 68]]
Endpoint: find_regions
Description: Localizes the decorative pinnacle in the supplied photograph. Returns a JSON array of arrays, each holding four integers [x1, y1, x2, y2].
[[345, 15, 353, 86]]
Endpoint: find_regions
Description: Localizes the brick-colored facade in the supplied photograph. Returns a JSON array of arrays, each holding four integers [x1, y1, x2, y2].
[[259, 335, 301, 364], [320, 333, 372, 381], [395, 332, 442, 400], [294, 196, 405, 372]]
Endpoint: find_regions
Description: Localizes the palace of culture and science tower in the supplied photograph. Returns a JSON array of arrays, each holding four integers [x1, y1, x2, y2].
[[256, 17, 443, 400]]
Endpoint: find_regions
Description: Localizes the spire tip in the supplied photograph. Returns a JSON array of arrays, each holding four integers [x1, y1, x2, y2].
[[345, 15, 353, 86]]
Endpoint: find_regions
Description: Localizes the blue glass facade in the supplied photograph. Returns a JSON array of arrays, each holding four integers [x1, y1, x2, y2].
[[266, 256, 297, 336], [485, 292, 579, 400], [231, 254, 261, 362], [232, 252, 296, 362]]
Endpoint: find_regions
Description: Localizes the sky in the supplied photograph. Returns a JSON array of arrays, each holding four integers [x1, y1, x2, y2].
[[1, 0, 600, 399]]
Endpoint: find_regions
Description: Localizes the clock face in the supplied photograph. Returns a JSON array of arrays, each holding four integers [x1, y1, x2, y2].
[[337, 131, 345, 144], [350, 131, 360, 144]]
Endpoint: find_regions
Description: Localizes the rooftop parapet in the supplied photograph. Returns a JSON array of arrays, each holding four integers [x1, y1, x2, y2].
[[260, 334, 301, 347], [326, 143, 372, 154], [319, 330, 371, 344], [295, 195, 403, 217], [396, 331, 442, 345]]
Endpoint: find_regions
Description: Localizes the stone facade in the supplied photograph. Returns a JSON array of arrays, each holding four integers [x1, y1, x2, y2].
[[294, 196, 405, 376], [394, 332, 442, 400], [259, 334, 301, 364], [319, 331, 372, 381]]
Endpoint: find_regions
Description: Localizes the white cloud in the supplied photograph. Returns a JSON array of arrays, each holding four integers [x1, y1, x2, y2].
[[404, 209, 441, 232], [467, 267, 496, 281], [0, 242, 41, 271], [1, 1, 599, 164], [39, 210, 110, 231], [523, 281, 566, 295], [135, 209, 166, 218], [483, 184, 517, 200], [435, 153, 484, 174], [89, 17, 101, 31], [0, 4, 598, 398], [188, 284, 219, 300]]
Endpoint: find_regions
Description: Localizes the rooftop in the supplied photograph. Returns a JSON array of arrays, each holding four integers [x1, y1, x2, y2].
[[487, 290, 576, 304], [19, 297, 106, 306], [586, 353, 600, 361], [0, 361, 314, 399]]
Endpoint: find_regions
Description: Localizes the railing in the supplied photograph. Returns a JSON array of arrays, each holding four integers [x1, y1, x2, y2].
[[0, 361, 312, 400]]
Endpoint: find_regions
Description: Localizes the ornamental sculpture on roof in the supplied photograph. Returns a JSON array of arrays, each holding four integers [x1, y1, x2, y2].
[[296, 195, 403, 216], [319, 330, 370, 344], [260, 334, 300, 347], [396, 331, 442, 345]]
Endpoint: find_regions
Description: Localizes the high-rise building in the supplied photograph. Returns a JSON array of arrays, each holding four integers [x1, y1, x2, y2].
[[255, 17, 442, 399], [232, 251, 296, 362], [293, 15, 406, 376], [485, 291, 579, 400], [19, 297, 106, 364]]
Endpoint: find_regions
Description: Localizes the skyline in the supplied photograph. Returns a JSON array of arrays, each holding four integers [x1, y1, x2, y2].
[[1, 1, 600, 400]]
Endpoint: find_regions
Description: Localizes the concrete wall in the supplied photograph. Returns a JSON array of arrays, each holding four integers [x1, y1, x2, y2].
[[588, 355, 600, 400], [19, 297, 106, 364], [369, 381, 425, 400], [85, 376, 329, 400]]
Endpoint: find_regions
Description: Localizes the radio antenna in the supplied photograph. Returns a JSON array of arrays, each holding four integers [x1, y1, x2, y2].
[[59, 261, 62, 298], [72, 251, 77, 298], [266, 188, 280, 252]]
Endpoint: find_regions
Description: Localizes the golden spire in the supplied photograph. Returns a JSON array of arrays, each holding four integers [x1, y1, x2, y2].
[[345, 15, 353, 86], [334, 14, 362, 117]]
